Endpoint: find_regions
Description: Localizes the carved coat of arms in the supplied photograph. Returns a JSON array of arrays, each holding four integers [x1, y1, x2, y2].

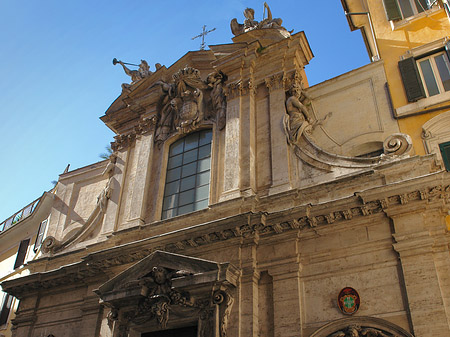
[[154, 66, 227, 144]]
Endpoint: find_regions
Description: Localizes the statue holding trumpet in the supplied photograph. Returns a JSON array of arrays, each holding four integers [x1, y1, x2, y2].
[[113, 58, 152, 85]]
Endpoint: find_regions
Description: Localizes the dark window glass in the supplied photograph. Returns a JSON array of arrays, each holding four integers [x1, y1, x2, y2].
[[162, 130, 212, 219], [435, 54, 450, 92], [14, 239, 30, 269], [0, 293, 13, 326]]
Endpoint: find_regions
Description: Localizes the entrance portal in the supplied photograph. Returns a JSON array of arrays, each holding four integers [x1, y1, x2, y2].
[[142, 326, 197, 337]]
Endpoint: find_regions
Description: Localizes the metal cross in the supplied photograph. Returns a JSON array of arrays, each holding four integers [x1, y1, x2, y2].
[[192, 25, 216, 50]]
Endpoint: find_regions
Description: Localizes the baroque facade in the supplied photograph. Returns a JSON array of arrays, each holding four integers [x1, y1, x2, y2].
[[2, 3, 450, 337]]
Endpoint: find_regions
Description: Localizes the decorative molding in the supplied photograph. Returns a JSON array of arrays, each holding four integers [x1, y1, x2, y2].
[[4, 182, 450, 299], [421, 110, 450, 162], [310, 316, 414, 337]]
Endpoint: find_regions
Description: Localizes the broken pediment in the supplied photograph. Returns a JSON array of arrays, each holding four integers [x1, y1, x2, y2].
[[95, 250, 238, 336]]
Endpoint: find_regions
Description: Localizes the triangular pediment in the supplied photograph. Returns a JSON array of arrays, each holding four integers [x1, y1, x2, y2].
[[95, 250, 236, 297]]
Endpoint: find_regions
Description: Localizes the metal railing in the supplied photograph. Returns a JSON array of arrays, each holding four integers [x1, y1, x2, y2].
[[0, 198, 41, 233]]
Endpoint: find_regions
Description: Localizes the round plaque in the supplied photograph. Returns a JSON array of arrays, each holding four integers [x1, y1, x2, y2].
[[337, 287, 360, 315]]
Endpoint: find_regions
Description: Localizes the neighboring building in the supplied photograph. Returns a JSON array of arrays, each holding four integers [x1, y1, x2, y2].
[[0, 192, 53, 337], [2, 4, 450, 337], [341, 0, 450, 167]]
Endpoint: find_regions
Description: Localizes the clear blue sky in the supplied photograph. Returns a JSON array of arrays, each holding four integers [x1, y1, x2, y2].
[[0, 0, 369, 222]]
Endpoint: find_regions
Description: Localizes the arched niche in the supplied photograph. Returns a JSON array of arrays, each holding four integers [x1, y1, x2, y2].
[[309, 316, 414, 337]]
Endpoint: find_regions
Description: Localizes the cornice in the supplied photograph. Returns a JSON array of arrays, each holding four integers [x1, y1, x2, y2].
[[3, 175, 450, 298]]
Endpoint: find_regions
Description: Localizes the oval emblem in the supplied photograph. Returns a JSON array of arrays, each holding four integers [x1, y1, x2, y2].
[[338, 287, 360, 315]]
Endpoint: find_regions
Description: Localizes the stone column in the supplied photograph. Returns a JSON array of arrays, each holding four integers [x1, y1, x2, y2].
[[239, 232, 259, 337], [268, 255, 302, 337], [388, 205, 450, 337]]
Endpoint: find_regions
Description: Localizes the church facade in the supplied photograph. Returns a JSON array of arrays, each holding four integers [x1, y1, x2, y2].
[[2, 4, 450, 337]]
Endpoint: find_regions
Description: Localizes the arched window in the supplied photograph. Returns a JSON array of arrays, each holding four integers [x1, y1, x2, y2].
[[162, 130, 212, 219]]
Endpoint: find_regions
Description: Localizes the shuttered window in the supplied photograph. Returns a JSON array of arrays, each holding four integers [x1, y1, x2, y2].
[[399, 57, 426, 102], [439, 142, 450, 171], [34, 219, 48, 252], [0, 293, 12, 326], [13, 239, 30, 269]]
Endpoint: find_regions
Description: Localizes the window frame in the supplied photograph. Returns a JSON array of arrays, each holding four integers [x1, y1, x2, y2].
[[397, 0, 428, 19], [398, 39, 450, 103], [383, 0, 433, 21], [416, 51, 450, 97], [161, 129, 213, 220], [34, 218, 48, 252]]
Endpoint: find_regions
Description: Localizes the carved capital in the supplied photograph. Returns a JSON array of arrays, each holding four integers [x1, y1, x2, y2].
[[226, 80, 252, 99], [135, 116, 157, 135], [283, 70, 303, 91], [111, 133, 136, 151], [265, 73, 284, 91]]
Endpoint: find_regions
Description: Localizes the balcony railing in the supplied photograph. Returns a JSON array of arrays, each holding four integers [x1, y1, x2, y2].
[[0, 198, 40, 233]]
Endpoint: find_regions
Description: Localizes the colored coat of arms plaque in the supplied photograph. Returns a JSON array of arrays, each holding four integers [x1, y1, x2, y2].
[[337, 287, 360, 315]]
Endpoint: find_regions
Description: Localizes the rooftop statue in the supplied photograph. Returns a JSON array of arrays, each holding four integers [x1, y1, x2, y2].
[[230, 2, 286, 36], [113, 58, 153, 90]]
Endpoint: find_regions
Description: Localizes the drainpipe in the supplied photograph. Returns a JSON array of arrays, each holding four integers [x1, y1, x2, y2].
[[345, 11, 380, 62]]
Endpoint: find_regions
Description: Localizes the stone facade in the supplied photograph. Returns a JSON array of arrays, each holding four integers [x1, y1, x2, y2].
[[2, 5, 450, 337]]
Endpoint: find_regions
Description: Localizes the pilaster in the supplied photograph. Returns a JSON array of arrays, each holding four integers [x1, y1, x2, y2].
[[265, 73, 292, 195], [125, 131, 155, 227], [100, 147, 127, 237], [220, 83, 242, 201], [268, 255, 302, 337], [387, 205, 450, 337], [239, 232, 260, 337]]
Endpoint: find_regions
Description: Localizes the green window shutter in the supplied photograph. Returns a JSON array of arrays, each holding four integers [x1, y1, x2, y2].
[[383, 0, 402, 20], [439, 142, 450, 171], [399, 57, 426, 102]]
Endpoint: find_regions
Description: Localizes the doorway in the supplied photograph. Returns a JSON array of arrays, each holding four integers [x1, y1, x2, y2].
[[141, 325, 197, 337]]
